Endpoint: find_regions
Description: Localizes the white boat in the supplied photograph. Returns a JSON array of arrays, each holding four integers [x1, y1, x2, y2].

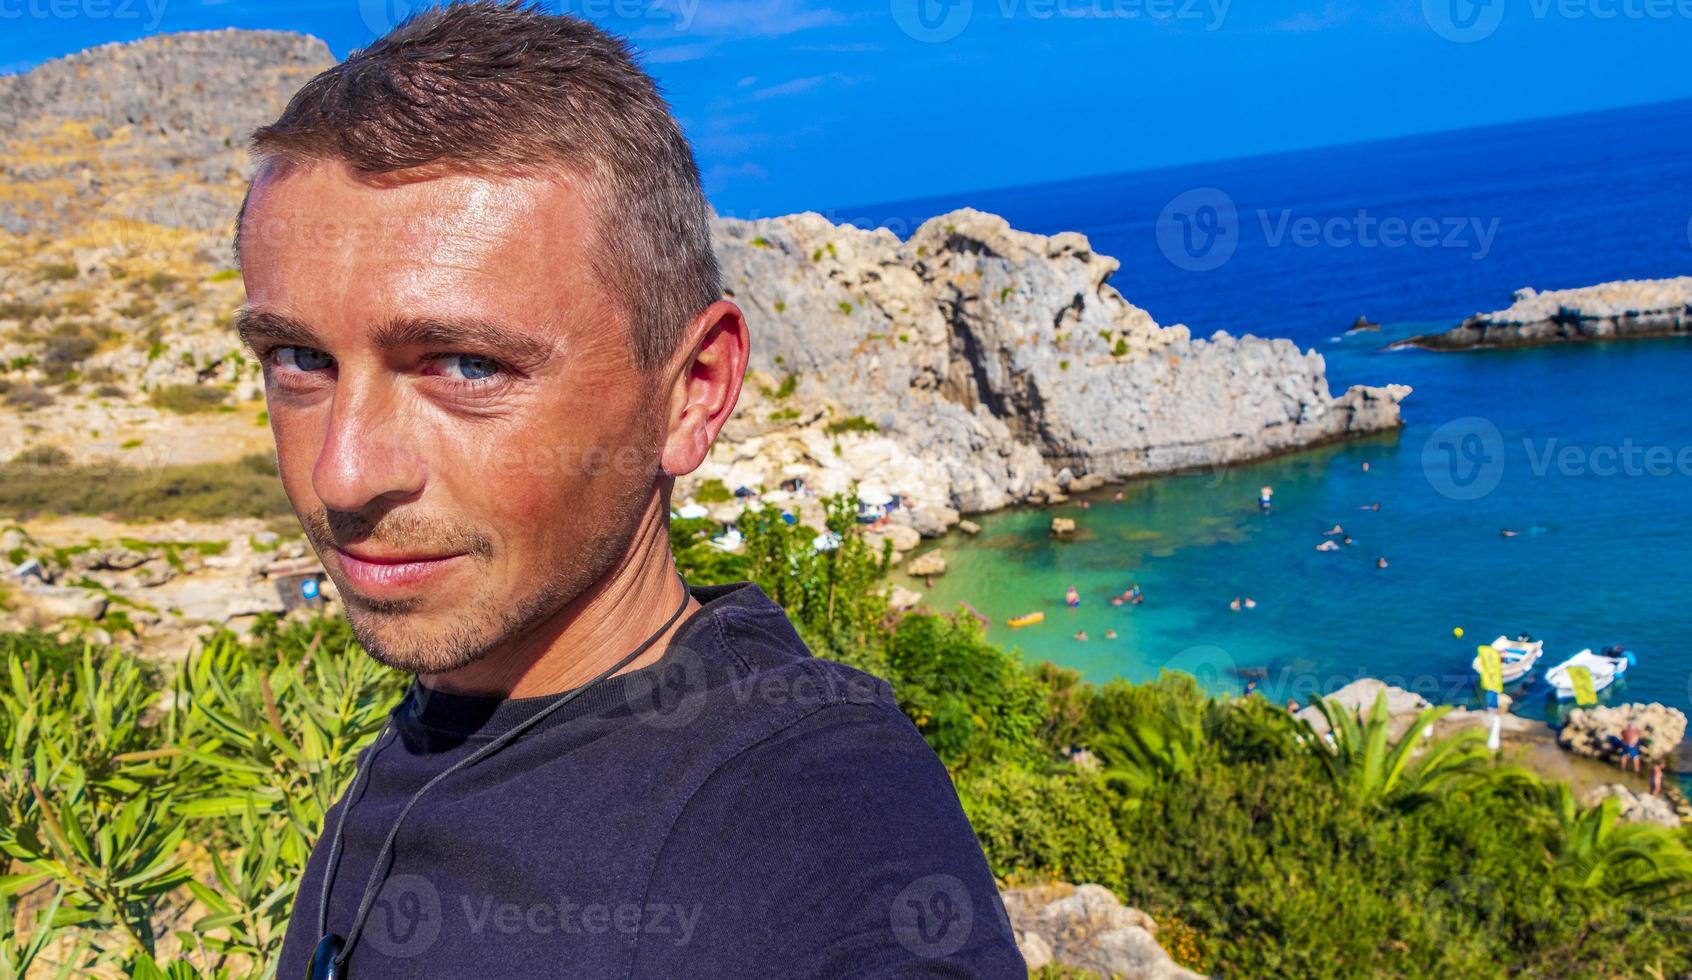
[[1472, 634, 1543, 683], [1544, 646, 1634, 701]]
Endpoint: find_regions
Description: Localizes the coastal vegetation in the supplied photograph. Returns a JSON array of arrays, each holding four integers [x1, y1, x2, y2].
[[4, 493, 1687, 977], [0, 454, 291, 523]]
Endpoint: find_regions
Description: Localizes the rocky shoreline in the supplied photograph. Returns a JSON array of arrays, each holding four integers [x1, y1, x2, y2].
[[1393, 276, 1692, 351]]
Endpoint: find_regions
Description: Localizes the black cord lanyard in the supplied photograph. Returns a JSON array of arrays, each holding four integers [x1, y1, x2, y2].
[[307, 573, 695, 980]]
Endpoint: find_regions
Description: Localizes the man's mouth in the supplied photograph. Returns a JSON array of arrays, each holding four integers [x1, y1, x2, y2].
[[333, 546, 468, 593]]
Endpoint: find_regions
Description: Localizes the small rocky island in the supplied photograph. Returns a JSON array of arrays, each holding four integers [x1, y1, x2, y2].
[[1394, 276, 1692, 351]]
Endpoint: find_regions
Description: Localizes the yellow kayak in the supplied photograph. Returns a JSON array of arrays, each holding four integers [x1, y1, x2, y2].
[[1007, 611, 1045, 628]]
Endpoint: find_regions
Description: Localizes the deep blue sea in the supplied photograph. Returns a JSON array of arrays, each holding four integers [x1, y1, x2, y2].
[[845, 99, 1692, 729]]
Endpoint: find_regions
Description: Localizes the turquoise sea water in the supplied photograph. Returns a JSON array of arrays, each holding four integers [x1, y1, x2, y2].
[[855, 100, 1692, 727]]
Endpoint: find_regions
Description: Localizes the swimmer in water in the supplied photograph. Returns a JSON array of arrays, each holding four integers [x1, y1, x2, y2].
[[1113, 490, 1125, 502], [1323, 524, 1344, 536], [1111, 596, 1125, 607], [1376, 556, 1389, 569], [1074, 630, 1088, 641], [1105, 628, 1118, 639], [1229, 597, 1242, 611], [1065, 585, 1081, 608], [1316, 540, 1339, 552], [1500, 529, 1519, 538], [1359, 502, 1381, 511], [1342, 535, 1353, 546], [1244, 597, 1257, 609]]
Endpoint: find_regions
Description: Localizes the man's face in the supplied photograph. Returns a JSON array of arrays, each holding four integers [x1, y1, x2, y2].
[[238, 161, 666, 675]]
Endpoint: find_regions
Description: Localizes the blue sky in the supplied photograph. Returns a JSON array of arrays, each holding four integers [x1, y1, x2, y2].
[[4, 0, 1688, 215]]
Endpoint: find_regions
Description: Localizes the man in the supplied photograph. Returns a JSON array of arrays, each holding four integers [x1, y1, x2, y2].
[[1619, 721, 1644, 773], [235, 4, 1023, 976]]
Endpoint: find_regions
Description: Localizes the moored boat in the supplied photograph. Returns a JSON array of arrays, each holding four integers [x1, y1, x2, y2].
[[1472, 634, 1543, 683], [1544, 645, 1635, 701]]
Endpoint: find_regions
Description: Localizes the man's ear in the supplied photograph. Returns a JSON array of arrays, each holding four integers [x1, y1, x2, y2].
[[658, 300, 749, 479]]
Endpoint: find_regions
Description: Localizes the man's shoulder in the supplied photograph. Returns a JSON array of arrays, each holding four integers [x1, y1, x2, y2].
[[676, 579, 899, 718]]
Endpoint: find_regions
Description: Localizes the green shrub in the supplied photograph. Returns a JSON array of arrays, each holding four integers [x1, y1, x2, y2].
[[0, 453, 292, 522], [149, 383, 227, 414], [694, 477, 733, 503], [824, 415, 877, 436], [888, 611, 1047, 773], [9, 445, 71, 467], [958, 765, 1128, 889]]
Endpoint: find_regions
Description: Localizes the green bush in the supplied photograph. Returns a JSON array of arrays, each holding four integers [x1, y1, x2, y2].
[[0, 453, 292, 522], [957, 765, 1128, 889], [823, 415, 877, 436], [693, 477, 733, 503], [149, 384, 227, 414]]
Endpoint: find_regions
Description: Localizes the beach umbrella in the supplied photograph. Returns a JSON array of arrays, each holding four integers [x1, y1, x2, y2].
[[857, 485, 893, 507]]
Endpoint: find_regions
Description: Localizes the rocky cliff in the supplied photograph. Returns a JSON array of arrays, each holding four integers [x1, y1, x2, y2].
[[704, 209, 1407, 520], [1394, 277, 1692, 351]]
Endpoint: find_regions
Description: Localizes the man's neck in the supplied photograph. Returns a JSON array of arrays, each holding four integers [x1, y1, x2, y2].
[[419, 511, 702, 699]]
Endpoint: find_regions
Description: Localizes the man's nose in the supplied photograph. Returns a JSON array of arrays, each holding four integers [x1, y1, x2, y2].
[[311, 382, 428, 512]]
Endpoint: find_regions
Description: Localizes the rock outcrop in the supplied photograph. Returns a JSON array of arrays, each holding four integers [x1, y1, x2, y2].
[[1394, 277, 1692, 351], [1580, 784, 1683, 828], [1002, 883, 1202, 979], [704, 209, 1408, 520], [1293, 678, 1537, 743], [1558, 703, 1687, 765]]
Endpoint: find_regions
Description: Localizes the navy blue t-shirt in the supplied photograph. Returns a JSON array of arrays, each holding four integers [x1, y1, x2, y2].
[[278, 580, 1025, 978]]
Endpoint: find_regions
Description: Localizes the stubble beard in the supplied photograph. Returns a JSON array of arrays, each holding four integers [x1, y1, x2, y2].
[[334, 480, 657, 678]]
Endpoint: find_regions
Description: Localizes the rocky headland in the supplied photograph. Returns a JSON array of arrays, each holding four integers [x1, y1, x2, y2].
[[1394, 277, 1692, 351]]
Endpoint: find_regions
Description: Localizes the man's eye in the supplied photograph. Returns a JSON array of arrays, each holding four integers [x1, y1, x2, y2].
[[274, 346, 335, 372], [427, 353, 504, 382]]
